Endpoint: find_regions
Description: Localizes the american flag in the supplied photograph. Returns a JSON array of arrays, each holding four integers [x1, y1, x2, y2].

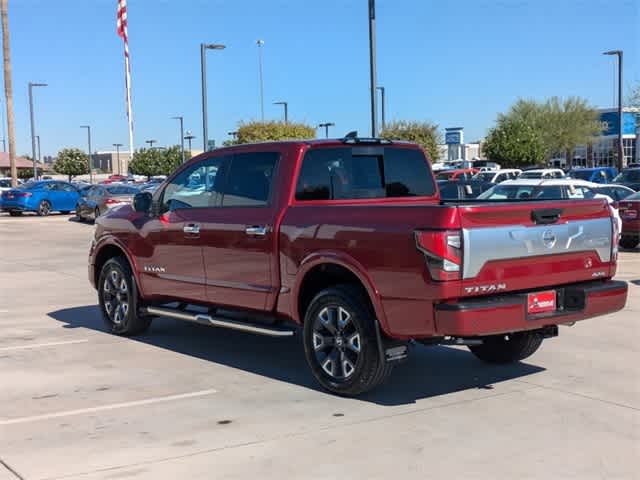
[[117, 0, 134, 162]]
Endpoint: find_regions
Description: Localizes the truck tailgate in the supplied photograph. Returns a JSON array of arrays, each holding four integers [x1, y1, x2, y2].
[[456, 199, 615, 296]]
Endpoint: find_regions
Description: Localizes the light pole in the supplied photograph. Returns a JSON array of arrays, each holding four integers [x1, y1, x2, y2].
[[145, 139, 156, 149], [318, 122, 335, 138], [172, 116, 185, 163], [35, 135, 41, 162], [184, 131, 196, 153], [113, 143, 123, 175], [28, 81, 47, 179], [257, 39, 265, 121], [368, 0, 378, 137], [200, 42, 226, 152], [603, 50, 624, 170], [274, 101, 288, 123], [80, 125, 93, 184], [376, 86, 386, 131]]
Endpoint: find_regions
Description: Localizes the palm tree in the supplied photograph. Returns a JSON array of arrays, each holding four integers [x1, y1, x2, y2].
[[1, 0, 17, 186]]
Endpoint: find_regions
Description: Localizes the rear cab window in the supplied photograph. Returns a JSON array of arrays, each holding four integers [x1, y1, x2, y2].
[[295, 146, 435, 201]]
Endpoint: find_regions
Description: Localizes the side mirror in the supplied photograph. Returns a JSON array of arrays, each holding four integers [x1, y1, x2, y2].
[[133, 191, 153, 213]]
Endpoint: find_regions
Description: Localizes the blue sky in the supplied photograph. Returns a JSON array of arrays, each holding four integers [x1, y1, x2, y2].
[[3, 0, 639, 158]]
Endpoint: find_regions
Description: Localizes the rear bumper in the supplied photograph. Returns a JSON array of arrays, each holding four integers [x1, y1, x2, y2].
[[434, 280, 628, 337]]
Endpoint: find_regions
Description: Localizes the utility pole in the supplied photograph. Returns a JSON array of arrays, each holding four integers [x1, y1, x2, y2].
[[603, 50, 624, 170], [80, 125, 93, 183], [184, 131, 195, 153], [377, 86, 386, 131], [172, 116, 185, 163], [1, 0, 17, 186], [368, 0, 378, 137], [318, 122, 335, 138], [274, 101, 288, 123], [35, 135, 41, 161], [257, 39, 265, 121], [113, 143, 123, 175], [28, 81, 47, 180], [200, 42, 225, 152]]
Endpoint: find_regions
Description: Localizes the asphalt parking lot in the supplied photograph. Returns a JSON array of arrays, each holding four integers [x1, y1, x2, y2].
[[0, 213, 638, 480]]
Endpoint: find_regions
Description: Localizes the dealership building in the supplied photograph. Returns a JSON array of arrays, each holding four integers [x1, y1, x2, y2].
[[550, 107, 639, 168]]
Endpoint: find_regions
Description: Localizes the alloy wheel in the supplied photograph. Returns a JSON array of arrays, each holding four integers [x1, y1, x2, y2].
[[102, 267, 130, 326], [312, 305, 361, 380], [39, 201, 50, 216]]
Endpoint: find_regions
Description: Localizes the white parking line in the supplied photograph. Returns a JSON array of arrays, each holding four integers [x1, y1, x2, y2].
[[0, 389, 218, 426], [0, 339, 89, 352]]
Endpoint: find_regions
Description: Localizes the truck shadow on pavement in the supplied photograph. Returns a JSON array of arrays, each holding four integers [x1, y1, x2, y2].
[[48, 305, 545, 406]]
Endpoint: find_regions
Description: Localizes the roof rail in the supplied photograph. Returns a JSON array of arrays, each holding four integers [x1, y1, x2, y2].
[[340, 130, 392, 145]]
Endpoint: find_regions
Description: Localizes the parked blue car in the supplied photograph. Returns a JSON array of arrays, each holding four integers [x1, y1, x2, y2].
[[0, 180, 80, 216], [568, 167, 618, 184]]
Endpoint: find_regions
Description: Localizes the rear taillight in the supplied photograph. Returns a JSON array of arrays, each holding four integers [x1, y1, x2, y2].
[[623, 209, 638, 219], [415, 230, 462, 281], [14, 192, 32, 198]]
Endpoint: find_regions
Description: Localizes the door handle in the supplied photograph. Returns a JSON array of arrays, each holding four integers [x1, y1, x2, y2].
[[245, 225, 268, 236], [183, 224, 200, 234]]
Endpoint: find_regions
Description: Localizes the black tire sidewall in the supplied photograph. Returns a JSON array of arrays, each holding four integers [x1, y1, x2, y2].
[[303, 287, 383, 396], [98, 258, 135, 335]]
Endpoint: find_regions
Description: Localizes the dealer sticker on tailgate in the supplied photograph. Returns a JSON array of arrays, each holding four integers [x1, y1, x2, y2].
[[527, 290, 557, 314]]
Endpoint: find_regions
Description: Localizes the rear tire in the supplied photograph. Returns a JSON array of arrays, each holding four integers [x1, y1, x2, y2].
[[98, 256, 152, 336], [469, 331, 543, 364], [303, 284, 392, 397], [94, 207, 100, 220], [619, 235, 639, 249], [37, 200, 51, 216], [9, 211, 22, 217], [60, 210, 71, 214], [75, 205, 84, 222]]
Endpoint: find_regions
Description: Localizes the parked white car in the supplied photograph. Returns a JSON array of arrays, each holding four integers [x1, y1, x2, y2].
[[472, 169, 522, 184], [518, 168, 566, 179]]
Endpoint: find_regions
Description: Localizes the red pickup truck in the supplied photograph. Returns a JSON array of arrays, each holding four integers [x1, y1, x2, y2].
[[88, 136, 628, 396], [617, 192, 640, 249]]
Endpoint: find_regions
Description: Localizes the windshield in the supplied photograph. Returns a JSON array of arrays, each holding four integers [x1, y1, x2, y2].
[[568, 170, 593, 180], [472, 172, 495, 182], [105, 185, 138, 195], [613, 170, 640, 183], [518, 171, 544, 179], [478, 184, 565, 200]]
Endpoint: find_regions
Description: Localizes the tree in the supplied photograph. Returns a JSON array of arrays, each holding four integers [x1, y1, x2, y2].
[[484, 97, 601, 167], [235, 121, 315, 144], [483, 120, 547, 166], [380, 120, 442, 162], [626, 82, 640, 108], [128, 145, 190, 179], [53, 148, 89, 181], [1, 0, 18, 187]]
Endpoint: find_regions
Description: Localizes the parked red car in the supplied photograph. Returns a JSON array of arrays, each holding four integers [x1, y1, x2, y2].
[[618, 191, 640, 249], [435, 168, 480, 182], [88, 137, 627, 396], [101, 175, 128, 185]]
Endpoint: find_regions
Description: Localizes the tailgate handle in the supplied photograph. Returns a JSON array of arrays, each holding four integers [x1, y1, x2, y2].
[[531, 208, 562, 225]]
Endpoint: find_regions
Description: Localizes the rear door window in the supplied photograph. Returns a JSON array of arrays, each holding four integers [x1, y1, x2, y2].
[[221, 152, 279, 207], [295, 147, 435, 201]]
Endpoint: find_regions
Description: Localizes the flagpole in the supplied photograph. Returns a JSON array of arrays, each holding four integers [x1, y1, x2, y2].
[[125, 55, 133, 173]]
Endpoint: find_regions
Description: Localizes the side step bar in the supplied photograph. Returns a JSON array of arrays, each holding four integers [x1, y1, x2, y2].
[[143, 306, 295, 337]]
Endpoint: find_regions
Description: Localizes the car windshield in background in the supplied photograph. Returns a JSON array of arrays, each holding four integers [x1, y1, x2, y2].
[[105, 185, 139, 195], [627, 192, 640, 201], [478, 184, 565, 200], [614, 170, 640, 182], [518, 171, 544, 179], [569, 170, 594, 180], [0, 179, 11, 188], [472, 172, 495, 182]]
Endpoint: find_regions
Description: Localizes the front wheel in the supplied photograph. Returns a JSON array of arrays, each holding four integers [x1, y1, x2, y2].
[[619, 235, 639, 249], [37, 200, 51, 216], [98, 257, 152, 336], [303, 285, 392, 396], [469, 331, 543, 364]]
